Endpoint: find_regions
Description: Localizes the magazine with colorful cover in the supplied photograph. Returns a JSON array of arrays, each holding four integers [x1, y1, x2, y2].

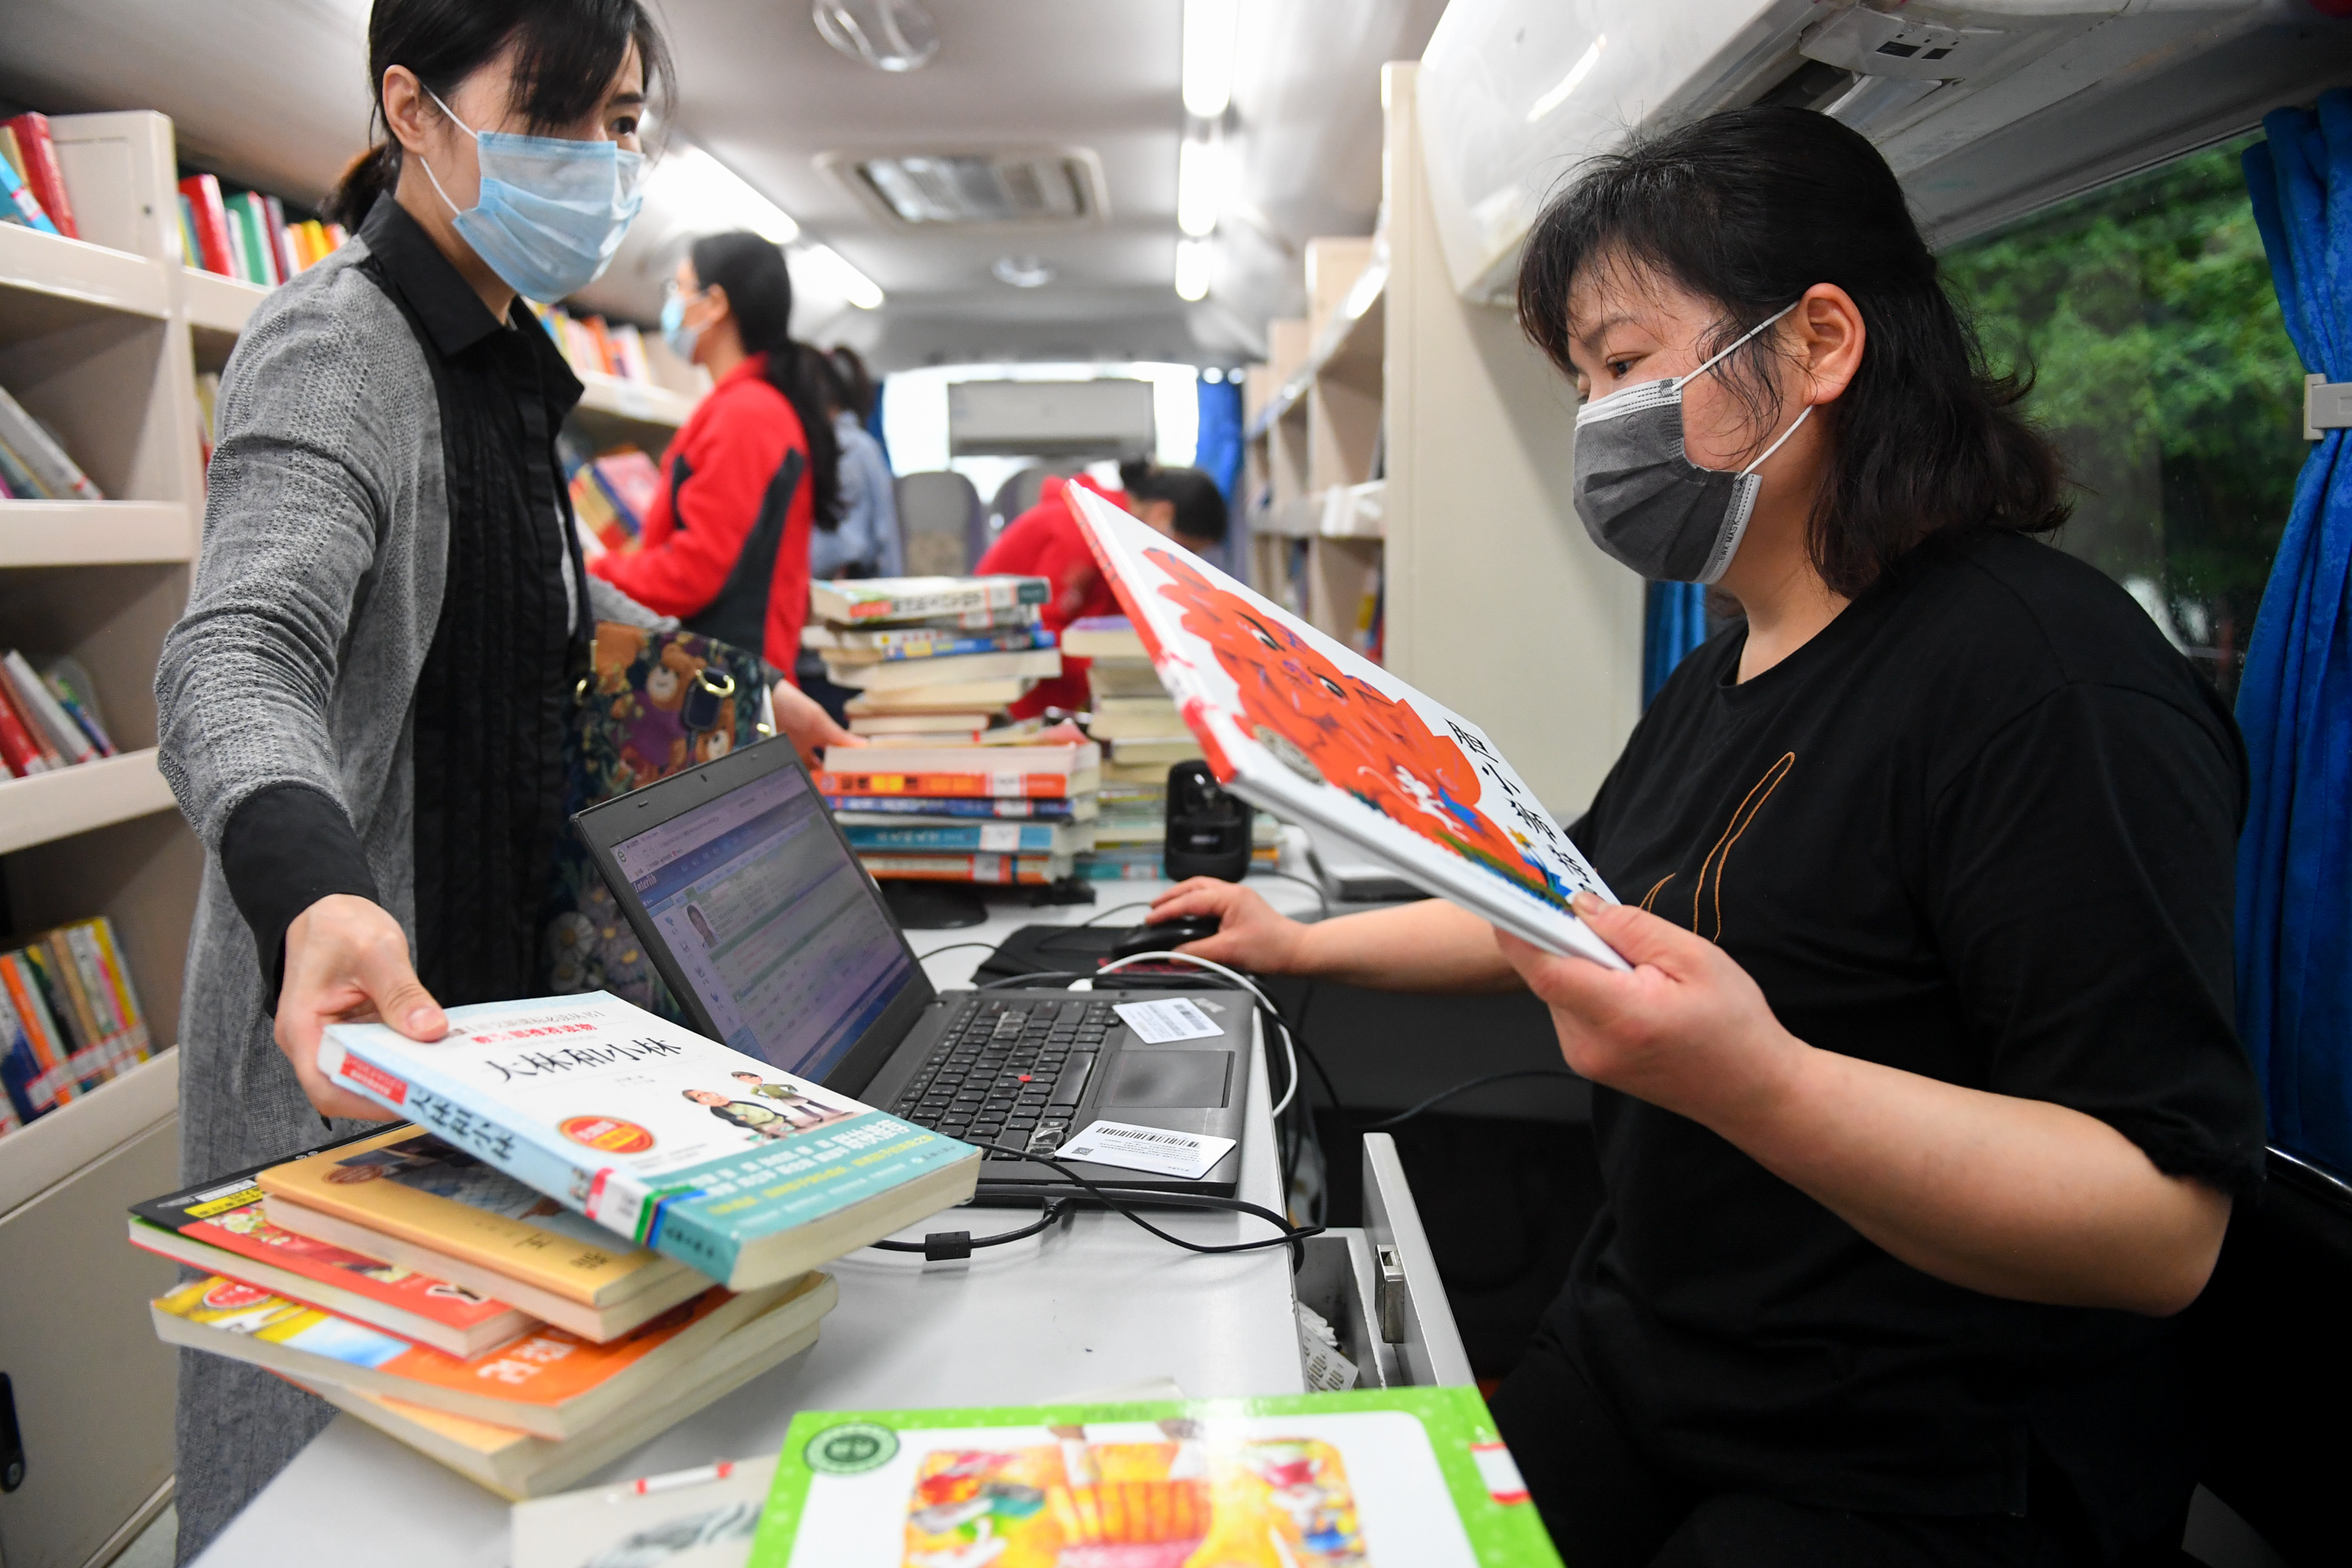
[[315, 992, 981, 1290], [746, 1386, 1560, 1566], [1066, 485, 1626, 968]]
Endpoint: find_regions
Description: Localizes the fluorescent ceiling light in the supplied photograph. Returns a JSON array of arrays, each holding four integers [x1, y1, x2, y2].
[[812, 0, 940, 72], [1527, 36, 1606, 124], [1174, 238, 1211, 301], [1177, 137, 1225, 238], [1181, 0, 1240, 118], [992, 254, 1055, 289], [793, 243, 885, 310], [649, 146, 800, 244]]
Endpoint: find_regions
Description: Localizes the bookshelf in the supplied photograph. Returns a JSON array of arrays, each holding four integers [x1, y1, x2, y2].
[[566, 332, 706, 458]]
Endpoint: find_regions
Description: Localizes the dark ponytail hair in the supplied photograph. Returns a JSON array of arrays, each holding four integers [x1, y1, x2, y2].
[[1120, 461, 1228, 545], [328, 0, 674, 230], [826, 345, 879, 422], [1516, 106, 2067, 597], [689, 231, 843, 532]]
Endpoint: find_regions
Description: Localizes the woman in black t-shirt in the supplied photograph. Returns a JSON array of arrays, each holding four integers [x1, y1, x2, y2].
[[1149, 109, 2264, 1566]]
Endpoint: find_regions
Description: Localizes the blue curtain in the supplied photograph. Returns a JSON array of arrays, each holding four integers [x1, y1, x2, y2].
[[2235, 92, 2352, 1173], [1642, 581, 1708, 707], [1195, 375, 1245, 501]]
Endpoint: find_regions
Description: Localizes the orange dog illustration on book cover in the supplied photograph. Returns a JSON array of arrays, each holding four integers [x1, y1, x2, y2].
[[901, 1421, 1368, 1567], [1145, 546, 1575, 912]]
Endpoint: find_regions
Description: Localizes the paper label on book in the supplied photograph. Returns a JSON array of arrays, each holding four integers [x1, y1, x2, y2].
[[977, 822, 1022, 852], [1058, 1119, 1235, 1181], [1111, 997, 1222, 1044]]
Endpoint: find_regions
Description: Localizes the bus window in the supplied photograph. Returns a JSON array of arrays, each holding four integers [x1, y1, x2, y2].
[[1940, 132, 2303, 702]]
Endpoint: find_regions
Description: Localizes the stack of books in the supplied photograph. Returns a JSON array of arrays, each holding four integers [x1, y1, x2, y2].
[[0, 380, 103, 501], [176, 171, 345, 287], [808, 576, 1102, 887], [132, 993, 981, 1497], [0, 649, 116, 779], [1068, 617, 1279, 880], [0, 913, 152, 1140], [530, 303, 660, 387]]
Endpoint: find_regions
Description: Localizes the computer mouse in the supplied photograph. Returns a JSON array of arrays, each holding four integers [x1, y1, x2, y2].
[[1109, 913, 1221, 958]]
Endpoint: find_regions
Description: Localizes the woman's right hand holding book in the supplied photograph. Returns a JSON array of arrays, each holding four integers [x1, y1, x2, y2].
[[276, 894, 447, 1120]]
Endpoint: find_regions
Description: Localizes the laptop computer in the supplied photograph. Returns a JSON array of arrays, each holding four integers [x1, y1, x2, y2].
[[572, 736, 1253, 1201]]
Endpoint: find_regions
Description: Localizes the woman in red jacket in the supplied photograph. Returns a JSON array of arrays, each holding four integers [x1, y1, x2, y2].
[[590, 230, 840, 676], [979, 461, 1227, 716]]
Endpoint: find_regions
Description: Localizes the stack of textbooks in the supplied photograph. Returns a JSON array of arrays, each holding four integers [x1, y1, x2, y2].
[[566, 447, 665, 559], [0, 379, 103, 501], [0, 914, 152, 1140], [132, 993, 979, 1497], [0, 649, 120, 779], [808, 576, 1102, 887], [177, 171, 344, 288], [510, 1385, 1562, 1566], [1068, 616, 1279, 880]]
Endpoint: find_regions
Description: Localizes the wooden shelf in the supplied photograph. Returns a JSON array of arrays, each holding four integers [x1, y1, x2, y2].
[[1244, 241, 1388, 440], [183, 265, 267, 337], [0, 748, 179, 856], [0, 222, 170, 326], [0, 500, 192, 567], [0, 1046, 176, 1218], [575, 370, 698, 429]]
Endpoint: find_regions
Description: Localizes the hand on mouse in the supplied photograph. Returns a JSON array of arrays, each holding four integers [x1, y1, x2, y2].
[[1146, 879, 1309, 972]]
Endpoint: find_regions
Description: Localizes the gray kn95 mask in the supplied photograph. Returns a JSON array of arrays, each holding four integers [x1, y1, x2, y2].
[[1571, 301, 1812, 585]]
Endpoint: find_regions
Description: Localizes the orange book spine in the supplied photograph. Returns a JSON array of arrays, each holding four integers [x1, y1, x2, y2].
[[815, 770, 1072, 800], [0, 953, 76, 1105]]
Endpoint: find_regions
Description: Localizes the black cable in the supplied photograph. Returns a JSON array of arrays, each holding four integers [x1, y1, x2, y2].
[[865, 1198, 1073, 1259], [913, 941, 1005, 964], [1354, 1067, 1582, 1131], [1078, 900, 1155, 927], [971, 1145, 1321, 1259], [1247, 869, 1330, 922]]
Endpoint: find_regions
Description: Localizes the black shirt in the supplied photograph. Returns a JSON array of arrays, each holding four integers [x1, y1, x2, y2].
[[1555, 531, 2265, 1542], [221, 196, 586, 1005]]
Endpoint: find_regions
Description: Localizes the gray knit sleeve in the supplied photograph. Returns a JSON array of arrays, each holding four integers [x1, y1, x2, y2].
[[156, 253, 443, 853]]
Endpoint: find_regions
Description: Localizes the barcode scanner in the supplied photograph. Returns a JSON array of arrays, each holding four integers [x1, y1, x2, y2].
[[1163, 760, 1254, 883]]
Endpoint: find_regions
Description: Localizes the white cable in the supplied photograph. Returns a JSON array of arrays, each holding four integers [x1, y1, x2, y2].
[[1094, 951, 1300, 1118]]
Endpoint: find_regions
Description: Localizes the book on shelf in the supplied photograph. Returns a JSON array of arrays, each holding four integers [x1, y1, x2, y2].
[[0, 141, 59, 234], [0, 916, 151, 1132], [843, 679, 1034, 713], [315, 1316, 809, 1502], [40, 655, 117, 757], [811, 575, 1048, 626], [837, 819, 1091, 856], [803, 622, 1054, 664], [259, 1123, 709, 1340], [3, 651, 97, 764], [0, 671, 52, 776], [177, 173, 233, 275], [822, 645, 1061, 692], [513, 1454, 776, 1562], [823, 793, 1095, 822], [152, 1269, 832, 1440], [128, 1136, 536, 1359], [0, 382, 103, 499], [311, 992, 982, 1291], [859, 851, 1070, 885], [1070, 484, 1624, 967], [742, 1386, 1560, 1566], [0, 114, 74, 238]]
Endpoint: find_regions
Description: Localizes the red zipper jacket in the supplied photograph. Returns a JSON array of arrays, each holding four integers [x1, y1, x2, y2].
[[977, 473, 1128, 717], [588, 354, 813, 676]]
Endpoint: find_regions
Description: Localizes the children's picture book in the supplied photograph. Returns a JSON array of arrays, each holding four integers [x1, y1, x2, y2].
[[129, 1162, 534, 1358], [151, 1269, 829, 1439], [315, 993, 981, 1291], [746, 1386, 1559, 1566], [1066, 485, 1625, 969]]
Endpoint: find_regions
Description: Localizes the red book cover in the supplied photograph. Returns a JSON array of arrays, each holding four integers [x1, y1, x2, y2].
[[591, 451, 663, 529], [177, 174, 234, 276], [0, 673, 49, 775], [1, 115, 76, 240], [815, 769, 1074, 800]]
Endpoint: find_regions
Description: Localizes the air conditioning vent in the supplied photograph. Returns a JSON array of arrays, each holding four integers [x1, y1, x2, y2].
[[822, 147, 1110, 227]]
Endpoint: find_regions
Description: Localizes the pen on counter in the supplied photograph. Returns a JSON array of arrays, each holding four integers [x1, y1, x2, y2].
[[606, 1459, 738, 1501]]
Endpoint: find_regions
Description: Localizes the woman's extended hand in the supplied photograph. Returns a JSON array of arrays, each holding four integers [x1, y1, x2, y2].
[[1496, 891, 1806, 1128], [275, 894, 447, 1120], [772, 679, 861, 771], [1145, 878, 1312, 973]]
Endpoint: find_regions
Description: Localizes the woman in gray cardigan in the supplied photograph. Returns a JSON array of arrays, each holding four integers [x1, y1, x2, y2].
[[151, 2, 851, 1553]]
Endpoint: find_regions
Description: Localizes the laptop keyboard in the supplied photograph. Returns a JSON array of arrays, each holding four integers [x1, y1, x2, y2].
[[891, 997, 1116, 1160]]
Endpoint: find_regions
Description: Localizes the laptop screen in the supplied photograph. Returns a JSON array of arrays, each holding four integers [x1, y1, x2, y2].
[[603, 760, 916, 1081]]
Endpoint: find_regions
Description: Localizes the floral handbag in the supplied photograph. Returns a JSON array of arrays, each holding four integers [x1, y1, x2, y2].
[[542, 622, 775, 1013]]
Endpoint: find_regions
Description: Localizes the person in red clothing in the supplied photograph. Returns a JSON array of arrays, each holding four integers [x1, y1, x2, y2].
[[590, 230, 841, 677], [979, 460, 1228, 716]]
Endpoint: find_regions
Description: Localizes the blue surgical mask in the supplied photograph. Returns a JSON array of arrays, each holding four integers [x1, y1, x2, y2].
[[660, 286, 699, 361], [416, 88, 644, 303]]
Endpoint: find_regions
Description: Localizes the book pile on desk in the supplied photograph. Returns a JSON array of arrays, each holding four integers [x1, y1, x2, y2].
[[0, 913, 151, 1140], [810, 575, 1106, 885], [1069, 616, 1279, 881], [130, 992, 981, 1497]]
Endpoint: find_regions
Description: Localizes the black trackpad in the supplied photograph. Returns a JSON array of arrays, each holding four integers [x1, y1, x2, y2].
[[1106, 1051, 1231, 1109]]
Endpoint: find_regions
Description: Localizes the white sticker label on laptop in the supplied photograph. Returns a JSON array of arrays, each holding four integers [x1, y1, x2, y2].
[[1059, 1119, 1237, 1181], [1112, 997, 1223, 1044]]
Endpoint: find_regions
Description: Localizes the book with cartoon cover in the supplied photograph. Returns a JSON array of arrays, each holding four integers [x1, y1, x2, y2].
[[314, 992, 980, 1290], [1065, 485, 1624, 969], [746, 1385, 1559, 1566]]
